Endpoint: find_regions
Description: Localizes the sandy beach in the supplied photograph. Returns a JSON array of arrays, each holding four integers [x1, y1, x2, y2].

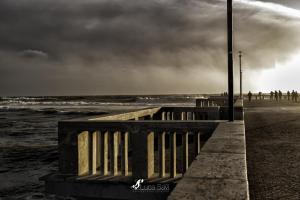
[[244, 100, 300, 199]]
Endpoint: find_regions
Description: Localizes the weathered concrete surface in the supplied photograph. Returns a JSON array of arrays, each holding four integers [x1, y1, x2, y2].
[[168, 121, 249, 200], [89, 107, 161, 121], [244, 100, 300, 200]]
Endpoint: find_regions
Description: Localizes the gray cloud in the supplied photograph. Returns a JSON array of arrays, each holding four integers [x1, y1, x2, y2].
[[0, 0, 300, 95], [19, 49, 48, 59]]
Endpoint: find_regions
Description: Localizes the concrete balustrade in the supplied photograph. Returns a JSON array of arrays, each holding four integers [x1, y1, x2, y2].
[[42, 103, 247, 200], [159, 107, 220, 121], [55, 105, 227, 179], [196, 99, 216, 107], [58, 121, 218, 179]]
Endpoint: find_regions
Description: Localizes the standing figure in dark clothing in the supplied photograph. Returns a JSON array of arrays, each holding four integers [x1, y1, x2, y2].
[[295, 91, 298, 102], [258, 92, 262, 100], [279, 90, 282, 101], [292, 90, 295, 101], [248, 91, 252, 101], [270, 91, 274, 100], [287, 91, 291, 101], [275, 90, 278, 101]]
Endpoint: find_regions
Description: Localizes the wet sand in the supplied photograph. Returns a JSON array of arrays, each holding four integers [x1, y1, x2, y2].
[[244, 100, 300, 199]]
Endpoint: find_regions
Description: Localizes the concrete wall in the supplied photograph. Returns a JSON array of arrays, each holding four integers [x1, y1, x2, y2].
[[168, 121, 249, 200]]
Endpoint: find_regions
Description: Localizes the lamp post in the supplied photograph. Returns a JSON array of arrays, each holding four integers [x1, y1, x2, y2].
[[239, 51, 242, 99], [227, 0, 234, 121]]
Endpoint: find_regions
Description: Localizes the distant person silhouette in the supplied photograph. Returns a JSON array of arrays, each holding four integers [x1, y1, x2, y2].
[[295, 91, 298, 102], [248, 91, 252, 101], [258, 92, 262, 100], [275, 90, 278, 101], [292, 90, 295, 101], [287, 91, 291, 101], [279, 90, 282, 101], [270, 91, 274, 100]]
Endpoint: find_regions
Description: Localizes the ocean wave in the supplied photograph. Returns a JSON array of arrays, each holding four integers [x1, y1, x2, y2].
[[39, 109, 108, 116], [0, 107, 108, 116]]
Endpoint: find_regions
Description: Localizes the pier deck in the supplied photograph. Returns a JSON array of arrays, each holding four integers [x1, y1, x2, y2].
[[244, 100, 300, 200]]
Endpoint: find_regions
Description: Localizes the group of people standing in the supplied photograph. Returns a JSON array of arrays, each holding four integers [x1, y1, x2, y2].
[[247, 90, 299, 102], [286, 90, 299, 102]]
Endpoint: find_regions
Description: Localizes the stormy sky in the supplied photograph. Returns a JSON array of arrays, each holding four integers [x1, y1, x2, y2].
[[1, 0, 300, 95]]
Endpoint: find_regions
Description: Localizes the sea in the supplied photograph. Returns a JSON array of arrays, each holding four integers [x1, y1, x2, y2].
[[0, 95, 204, 199]]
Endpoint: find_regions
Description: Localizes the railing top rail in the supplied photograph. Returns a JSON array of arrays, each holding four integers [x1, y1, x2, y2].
[[58, 120, 222, 133], [63, 107, 162, 121], [160, 106, 220, 111], [89, 107, 161, 121]]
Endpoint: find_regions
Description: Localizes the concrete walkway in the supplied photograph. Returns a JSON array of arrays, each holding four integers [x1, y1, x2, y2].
[[244, 101, 300, 200]]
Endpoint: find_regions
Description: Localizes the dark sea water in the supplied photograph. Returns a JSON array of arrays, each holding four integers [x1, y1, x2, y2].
[[0, 95, 203, 199]]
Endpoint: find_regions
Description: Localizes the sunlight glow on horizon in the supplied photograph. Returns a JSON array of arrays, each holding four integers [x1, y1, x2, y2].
[[246, 52, 300, 93]]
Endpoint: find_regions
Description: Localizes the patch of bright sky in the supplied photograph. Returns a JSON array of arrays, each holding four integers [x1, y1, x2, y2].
[[245, 51, 300, 92], [235, 0, 300, 93], [237, 0, 300, 19]]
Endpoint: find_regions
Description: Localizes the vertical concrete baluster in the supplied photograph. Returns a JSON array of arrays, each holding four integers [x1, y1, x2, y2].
[[92, 131, 100, 174], [158, 131, 166, 177], [121, 131, 128, 176], [101, 131, 108, 175], [194, 132, 201, 157], [167, 112, 171, 120], [110, 131, 119, 175], [170, 132, 176, 178], [162, 112, 166, 120], [78, 131, 90, 176], [181, 112, 188, 120], [182, 132, 189, 173]]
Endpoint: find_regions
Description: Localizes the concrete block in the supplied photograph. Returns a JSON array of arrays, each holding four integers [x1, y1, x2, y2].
[[168, 178, 248, 200], [185, 152, 247, 180]]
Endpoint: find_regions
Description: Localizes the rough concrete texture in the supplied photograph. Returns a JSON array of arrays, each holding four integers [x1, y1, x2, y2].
[[244, 100, 300, 200], [168, 121, 249, 200]]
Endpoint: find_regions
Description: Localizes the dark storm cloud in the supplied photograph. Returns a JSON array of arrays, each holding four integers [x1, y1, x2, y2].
[[0, 0, 300, 95]]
